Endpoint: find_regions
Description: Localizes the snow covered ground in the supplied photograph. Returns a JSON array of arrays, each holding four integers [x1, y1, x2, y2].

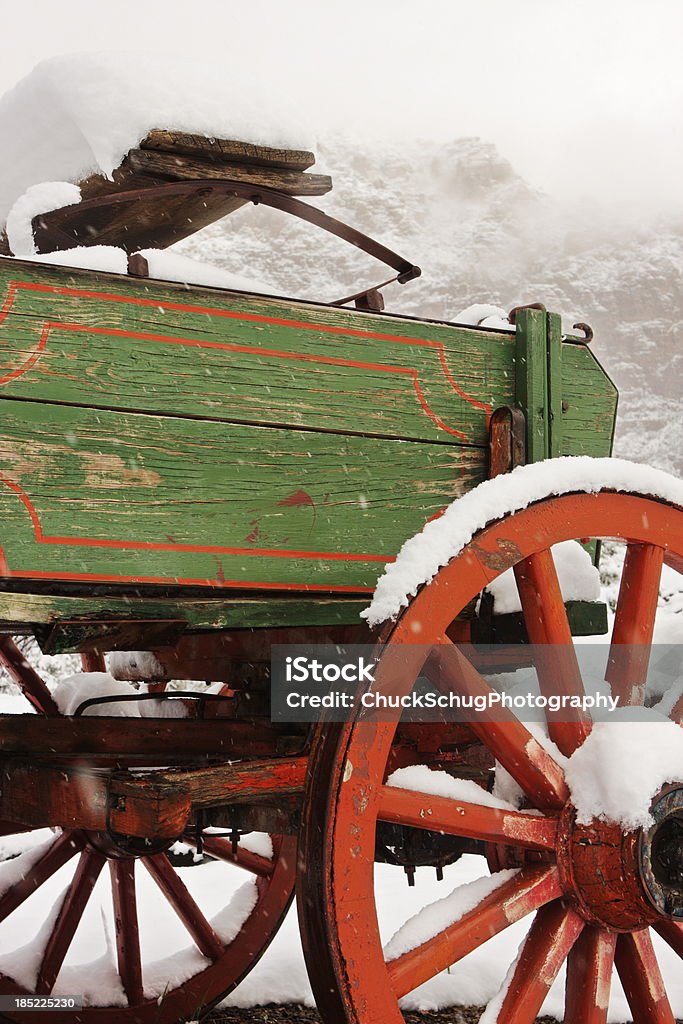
[[0, 842, 680, 1020]]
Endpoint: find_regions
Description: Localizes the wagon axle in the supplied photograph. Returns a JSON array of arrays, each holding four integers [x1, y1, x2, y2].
[[641, 785, 683, 919]]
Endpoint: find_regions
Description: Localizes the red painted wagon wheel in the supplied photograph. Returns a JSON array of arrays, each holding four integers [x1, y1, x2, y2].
[[0, 645, 296, 1024], [298, 487, 683, 1024]]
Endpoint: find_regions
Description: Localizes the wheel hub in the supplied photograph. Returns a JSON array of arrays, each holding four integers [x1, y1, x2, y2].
[[557, 787, 683, 931], [639, 785, 683, 920]]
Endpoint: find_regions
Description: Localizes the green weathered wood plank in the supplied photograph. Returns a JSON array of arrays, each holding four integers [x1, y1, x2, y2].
[[514, 309, 548, 462], [547, 312, 563, 459], [560, 343, 618, 457], [0, 261, 620, 629], [0, 592, 369, 630], [0, 399, 486, 592], [485, 600, 609, 643], [0, 261, 515, 447]]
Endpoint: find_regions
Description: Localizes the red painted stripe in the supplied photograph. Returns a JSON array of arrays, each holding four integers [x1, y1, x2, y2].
[[53, 320, 413, 376], [411, 375, 467, 439], [0, 475, 395, 565], [2, 280, 493, 416], [37, 534, 391, 562]]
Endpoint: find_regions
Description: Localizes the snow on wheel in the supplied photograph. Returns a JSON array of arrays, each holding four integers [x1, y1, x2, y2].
[[0, 645, 295, 1024], [298, 459, 683, 1024]]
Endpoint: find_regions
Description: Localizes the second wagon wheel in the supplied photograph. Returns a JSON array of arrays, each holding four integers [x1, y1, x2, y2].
[[298, 458, 683, 1024], [0, 649, 296, 1024]]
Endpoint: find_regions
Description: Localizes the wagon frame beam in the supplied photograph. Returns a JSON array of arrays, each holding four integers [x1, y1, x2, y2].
[[0, 754, 308, 839]]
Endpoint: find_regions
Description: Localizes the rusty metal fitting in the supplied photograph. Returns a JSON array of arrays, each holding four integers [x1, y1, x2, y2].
[[508, 302, 546, 324]]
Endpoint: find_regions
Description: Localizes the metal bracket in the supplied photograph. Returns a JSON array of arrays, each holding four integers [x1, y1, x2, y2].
[[31, 179, 422, 297], [488, 406, 526, 478]]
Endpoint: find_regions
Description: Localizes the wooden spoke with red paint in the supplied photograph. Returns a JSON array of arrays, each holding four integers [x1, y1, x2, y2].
[[615, 930, 676, 1024], [110, 859, 144, 1007], [0, 637, 59, 715], [298, 489, 683, 1024], [514, 549, 590, 755], [654, 920, 683, 958], [425, 640, 569, 808], [0, 831, 85, 924], [0, 641, 297, 1023], [36, 847, 106, 994], [377, 785, 559, 850], [564, 926, 616, 1024], [143, 852, 224, 960], [388, 865, 562, 999], [607, 542, 665, 706], [485, 902, 584, 1023]]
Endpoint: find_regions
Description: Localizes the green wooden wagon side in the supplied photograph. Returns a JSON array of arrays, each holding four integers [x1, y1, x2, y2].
[[0, 143, 681, 1024], [0, 259, 615, 642]]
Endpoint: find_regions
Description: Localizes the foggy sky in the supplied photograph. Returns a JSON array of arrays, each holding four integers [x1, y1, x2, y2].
[[4, 0, 683, 209]]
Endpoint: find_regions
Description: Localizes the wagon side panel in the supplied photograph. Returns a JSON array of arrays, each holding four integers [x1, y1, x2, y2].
[[0, 261, 516, 601]]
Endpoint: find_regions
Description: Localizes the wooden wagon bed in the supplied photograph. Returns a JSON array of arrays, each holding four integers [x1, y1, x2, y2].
[[0, 256, 616, 649]]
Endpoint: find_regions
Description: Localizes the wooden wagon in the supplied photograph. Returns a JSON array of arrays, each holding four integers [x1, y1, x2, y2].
[[0, 132, 681, 1024]]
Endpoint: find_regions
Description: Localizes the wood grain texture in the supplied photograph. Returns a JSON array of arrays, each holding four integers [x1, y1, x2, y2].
[[126, 148, 332, 195], [42, 181, 250, 252], [515, 308, 549, 462], [0, 262, 510, 445], [0, 397, 485, 590], [561, 342, 618, 457], [0, 261, 617, 618], [0, 714, 289, 760], [5, 132, 323, 254], [140, 130, 317, 170], [547, 311, 563, 458]]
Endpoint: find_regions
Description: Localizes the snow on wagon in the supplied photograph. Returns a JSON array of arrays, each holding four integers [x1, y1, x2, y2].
[[0, 55, 681, 1024]]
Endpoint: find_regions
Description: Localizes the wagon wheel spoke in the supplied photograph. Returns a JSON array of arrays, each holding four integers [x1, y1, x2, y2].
[[376, 785, 558, 850], [425, 640, 568, 809], [564, 926, 616, 1024], [653, 919, 683, 958], [606, 543, 665, 706], [614, 929, 676, 1024], [0, 637, 60, 716], [142, 852, 223, 960], [183, 832, 275, 877], [110, 859, 144, 1006], [36, 846, 106, 994], [484, 901, 584, 1024], [387, 864, 562, 999], [0, 831, 85, 923], [514, 549, 591, 755], [80, 651, 106, 673]]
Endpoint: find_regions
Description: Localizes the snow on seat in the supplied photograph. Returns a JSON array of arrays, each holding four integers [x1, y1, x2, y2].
[[0, 52, 315, 227]]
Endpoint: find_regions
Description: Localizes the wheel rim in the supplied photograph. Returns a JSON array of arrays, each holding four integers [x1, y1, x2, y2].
[[298, 490, 683, 1024], [0, 646, 296, 1023]]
